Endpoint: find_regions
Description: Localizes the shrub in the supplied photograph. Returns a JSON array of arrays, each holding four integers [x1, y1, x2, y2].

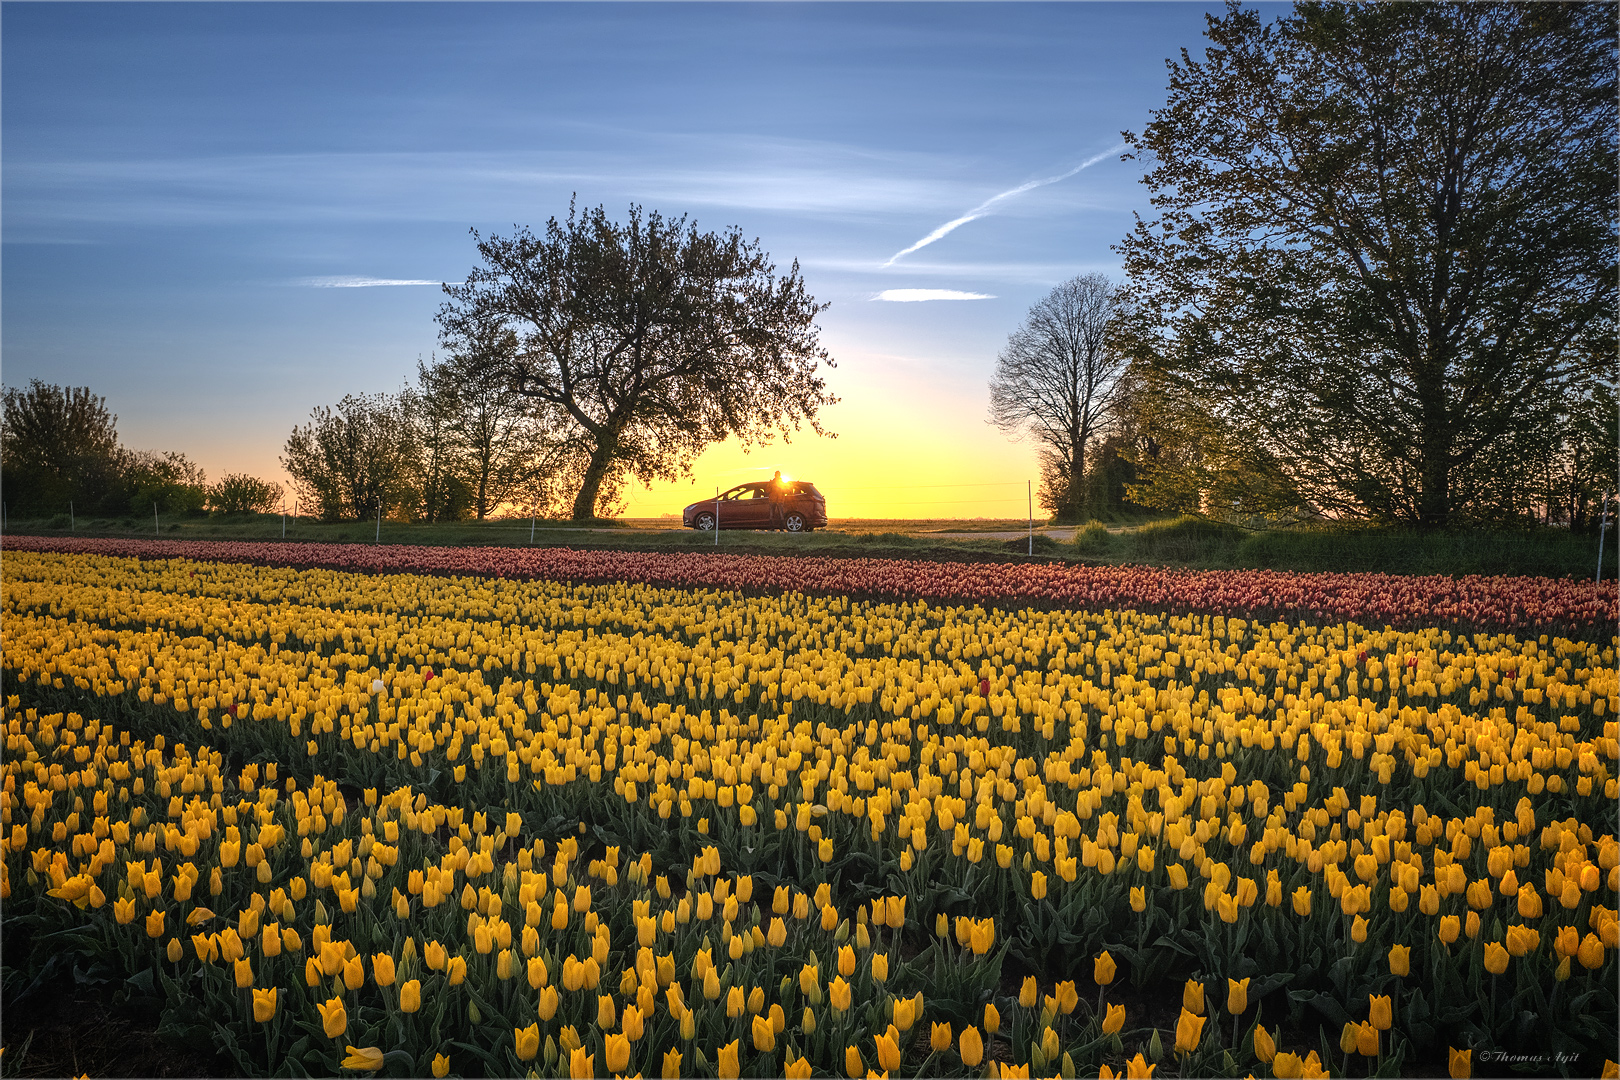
[[209, 473, 283, 514]]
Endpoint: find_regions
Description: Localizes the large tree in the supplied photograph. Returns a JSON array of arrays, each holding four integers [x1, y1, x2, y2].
[[436, 202, 838, 520], [1, 381, 124, 516], [1117, 1, 1616, 528], [989, 274, 1130, 522]]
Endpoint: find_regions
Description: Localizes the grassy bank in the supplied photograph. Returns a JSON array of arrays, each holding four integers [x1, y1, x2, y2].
[[4, 511, 1614, 579], [1075, 515, 1617, 579]]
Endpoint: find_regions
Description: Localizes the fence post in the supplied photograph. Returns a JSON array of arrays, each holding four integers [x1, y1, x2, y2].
[[531, 514, 536, 545], [377, 508, 382, 544], [71, 501, 75, 532], [154, 502, 160, 536], [1599, 491, 1612, 584], [282, 509, 286, 540]]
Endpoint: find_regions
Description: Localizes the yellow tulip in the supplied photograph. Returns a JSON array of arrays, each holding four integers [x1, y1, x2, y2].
[[1579, 933, 1605, 969], [373, 953, 396, 987], [1102, 1003, 1125, 1034], [838, 944, 856, 977], [872, 953, 889, 982], [1449, 1047, 1471, 1079], [830, 976, 852, 1012], [1174, 1008, 1205, 1053], [1124, 1051, 1156, 1077], [234, 958, 254, 989], [1273, 1051, 1304, 1078], [984, 1003, 1001, 1034], [1227, 977, 1249, 1014], [431, 1054, 450, 1079], [341, 1046, 385, 1072], [1389, 944, 1411, 977], [1439, 916, 1460, 944], [717, 1040, 740, 1080], [1182, 979, 1204, 1015], [1483, 942, 1510, 974], [1031, 871, 1047, 899], [959, 1026, 984, 1067], [931, 1022, 952, 1052], [1253, 1023, 1275, 1063], [146, 910, 166, 939], [663, 1049, 683, 1080], [569, 1048, 594, 1080], [1291, 887, 1311, 916], [605, 1032, 630, 1073], [1020, 976, 1038, 1007], [876, 1030, 901, 1073], [1369, 994, 1392, 1030], [1095, 951, 1116, 985], [318, 996, 347, 1040], [1356, 1021, 1379, 1056], [400, 979, 421, 1013], [845, 1044, 864, 1078], [252, 987, 278, 1023]]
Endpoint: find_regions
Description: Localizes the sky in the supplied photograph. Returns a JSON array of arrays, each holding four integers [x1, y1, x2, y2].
[[1, 2, 1273, 520]]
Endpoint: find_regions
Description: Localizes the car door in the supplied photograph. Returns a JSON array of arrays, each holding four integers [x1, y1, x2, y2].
[[730, 489, 774, 529]]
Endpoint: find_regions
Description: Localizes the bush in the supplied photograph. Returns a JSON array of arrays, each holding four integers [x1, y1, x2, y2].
[[1072, 521, 1113, 556], [209, 473, 283, 514]]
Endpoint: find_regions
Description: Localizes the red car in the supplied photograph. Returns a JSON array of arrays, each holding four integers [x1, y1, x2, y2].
[[683, 481, 828, 532]]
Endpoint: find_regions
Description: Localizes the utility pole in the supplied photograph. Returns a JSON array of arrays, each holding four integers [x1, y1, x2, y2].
[[715, 488, 721, 547], [154, 502, 160, 536], [1028, 480, 1033, 556], [70, 501, 75, 532]]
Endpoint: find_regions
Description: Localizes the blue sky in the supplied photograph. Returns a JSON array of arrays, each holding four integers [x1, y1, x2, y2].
[[2, 2, 1273, 518]]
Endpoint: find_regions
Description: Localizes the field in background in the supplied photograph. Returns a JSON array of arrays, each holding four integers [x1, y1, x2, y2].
[[3, 513, 1613, 581]]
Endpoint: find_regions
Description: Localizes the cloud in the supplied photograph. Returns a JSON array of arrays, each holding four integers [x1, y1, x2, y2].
[[299, 276, 445, 288], [873, 289, 995, 302], [882, 143, 1126, 266]]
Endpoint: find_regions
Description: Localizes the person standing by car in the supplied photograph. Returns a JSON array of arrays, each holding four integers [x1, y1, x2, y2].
[[767, 471, 787, 529]]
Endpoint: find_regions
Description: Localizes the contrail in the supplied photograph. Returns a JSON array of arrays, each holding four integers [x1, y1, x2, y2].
[[882, 144, 1126, 267]]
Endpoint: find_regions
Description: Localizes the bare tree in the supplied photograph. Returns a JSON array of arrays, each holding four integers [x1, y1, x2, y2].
[[989, 274, 1130, 520]]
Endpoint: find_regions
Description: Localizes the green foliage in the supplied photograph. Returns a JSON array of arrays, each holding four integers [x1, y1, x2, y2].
[[281, 394, 419, 522], [1118, 2, 1617, 528], [121, 449, 209, 517], [208, 473, 283, 515], [0, 381, 124, 516]]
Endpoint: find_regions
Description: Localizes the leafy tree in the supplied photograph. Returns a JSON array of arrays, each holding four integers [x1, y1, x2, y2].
[[0, 380, 124, 516], [1117, 1, 1616, 528], [436, 202, 838, 520], [281, 393, 418, 522], [208, 473, 284, 514], [989, 275, 1130, 523], [121, 449, 208, 516], [404, 361, 475, 524]]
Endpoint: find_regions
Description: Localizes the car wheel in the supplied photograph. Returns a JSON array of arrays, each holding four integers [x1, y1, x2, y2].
[[695, 512, 716, 531], [783, 512, 806, 532]]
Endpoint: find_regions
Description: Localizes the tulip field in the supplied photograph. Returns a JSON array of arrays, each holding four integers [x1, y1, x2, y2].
[[1, 538, 1616, 1079]]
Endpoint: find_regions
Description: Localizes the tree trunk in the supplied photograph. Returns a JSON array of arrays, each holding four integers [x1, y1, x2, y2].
[[571, 436, 618, 521], [1418, 424, 1451, 530]]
